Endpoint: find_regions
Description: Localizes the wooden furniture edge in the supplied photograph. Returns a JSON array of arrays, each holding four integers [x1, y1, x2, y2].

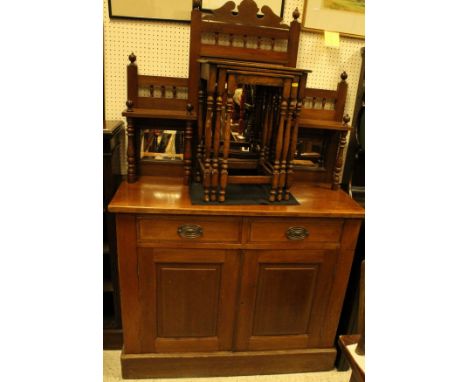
[[122, 108, 197, 120], [121, 347, 336, 378], [109, 207, 364, 218], [299, 119, 351, 131], [197, 58, 312, 73], [108, 177, 364, 218]]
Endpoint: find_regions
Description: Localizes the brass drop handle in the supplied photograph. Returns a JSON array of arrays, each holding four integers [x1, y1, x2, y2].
[[178, 224, 203, 239], [286, 226, 309, 241]]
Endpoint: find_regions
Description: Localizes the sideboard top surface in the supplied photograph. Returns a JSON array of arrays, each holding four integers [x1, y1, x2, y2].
[[108, 177, 364, 218]]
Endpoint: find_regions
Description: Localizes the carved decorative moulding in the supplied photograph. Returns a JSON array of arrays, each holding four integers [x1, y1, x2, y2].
[[203, 0, 288, 29]]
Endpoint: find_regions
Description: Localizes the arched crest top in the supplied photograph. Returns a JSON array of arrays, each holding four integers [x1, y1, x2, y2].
[[202, 0, 288, 29]]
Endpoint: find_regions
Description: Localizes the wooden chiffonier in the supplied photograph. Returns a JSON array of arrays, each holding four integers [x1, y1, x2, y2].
[[108, 176, 364, 378]]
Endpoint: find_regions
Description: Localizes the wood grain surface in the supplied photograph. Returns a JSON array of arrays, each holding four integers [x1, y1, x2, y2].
[[108, 176, 364, 218]]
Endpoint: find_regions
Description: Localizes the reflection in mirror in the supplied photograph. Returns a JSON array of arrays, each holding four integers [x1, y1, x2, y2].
[[140, 129, 184, 161], [293, 129, 330, 170], [228, 85, 258, 158], [226, 84, 282, 161]]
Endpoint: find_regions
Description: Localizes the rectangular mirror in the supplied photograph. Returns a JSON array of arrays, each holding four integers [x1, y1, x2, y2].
[[140, 129, 184, 161]]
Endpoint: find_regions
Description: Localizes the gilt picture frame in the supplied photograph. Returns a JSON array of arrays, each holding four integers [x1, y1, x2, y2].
[[108, 0, 193, 22], [201, 0, 285, 18], [302, 0, 364, 39]]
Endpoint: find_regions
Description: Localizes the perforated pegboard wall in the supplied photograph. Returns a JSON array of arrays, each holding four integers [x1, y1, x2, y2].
[[104, 0, 364, 173]]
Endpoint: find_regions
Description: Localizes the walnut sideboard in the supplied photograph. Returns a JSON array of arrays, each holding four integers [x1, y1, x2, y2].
[[108, 176, 364, 379]]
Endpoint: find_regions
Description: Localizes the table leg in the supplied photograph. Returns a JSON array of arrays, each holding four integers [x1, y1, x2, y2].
[[270, 80, 291, 202], [219, 75, 236, 202], [183, 120, 193, 185]]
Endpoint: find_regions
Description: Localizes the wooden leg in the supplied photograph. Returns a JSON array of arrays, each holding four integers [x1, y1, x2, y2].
[[264, 92, 278, 169], [270, 91, 289, 202], [210, 100, 220, 201], [183, 120, 193, 185], [278, 99, 296, 201], [219, 77, 235, 203], [332, 130, 348, 190], [195, 89, 205, 183], [259, 93, 271, 165], [126, 117, 137, 183], [284, 101, 302, 200], [196, 139, 204, 183], [210, 169, 218, 202], [203, 95, 214, 202]]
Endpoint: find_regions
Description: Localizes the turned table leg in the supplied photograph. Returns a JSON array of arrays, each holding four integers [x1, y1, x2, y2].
[[332, 115, 350, 190], [195, 89, 205, 183], [278, 84, 297, 201], [284, 100, 302, 201], [219, 76, 235, 203], [184, 119, 193, 185], [270, 80, 291, 202], [211, 69, 226, 201]]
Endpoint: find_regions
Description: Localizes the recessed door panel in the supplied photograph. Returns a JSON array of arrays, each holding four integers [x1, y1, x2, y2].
[[138, 248, 239, 353], [253, 265, 318, 336], [157, 265, 221, 338], [236, 249, 337, 351]]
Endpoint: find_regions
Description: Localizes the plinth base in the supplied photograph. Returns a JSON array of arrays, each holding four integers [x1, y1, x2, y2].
[[121, 347, 336, 379]]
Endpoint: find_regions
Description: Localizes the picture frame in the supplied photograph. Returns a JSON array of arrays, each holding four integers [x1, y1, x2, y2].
[[302, 0, 364, 39], [201, 0, 285, 18], [108, 0, 193, 23]]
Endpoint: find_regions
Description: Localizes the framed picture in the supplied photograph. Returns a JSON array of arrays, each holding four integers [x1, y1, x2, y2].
[[108, 0, 193, 22], [302, 0, 364, 38], [202, 0, 285, 17]]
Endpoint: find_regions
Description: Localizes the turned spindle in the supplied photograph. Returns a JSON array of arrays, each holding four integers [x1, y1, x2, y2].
[[127, 53, 138, 111], [195, 89, 205, 183], [184, 104, 194, 185], [126, 117, 137, 183], [335, 72, 348, 121], [332, 114, 350, 190], [203, 94, 214, 202]]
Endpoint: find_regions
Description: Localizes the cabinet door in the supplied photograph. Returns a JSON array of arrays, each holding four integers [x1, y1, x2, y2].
[[137, 248, 240, 353], [235, 249, 338, 351]]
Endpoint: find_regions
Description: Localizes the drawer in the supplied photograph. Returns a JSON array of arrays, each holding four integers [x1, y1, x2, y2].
[[137, 216, 242, 243], [247, 218, 343, 243]]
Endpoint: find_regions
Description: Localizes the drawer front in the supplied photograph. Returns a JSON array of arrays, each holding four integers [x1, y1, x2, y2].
[[247, 218, 343, 244], [137, 216, 242, 243]]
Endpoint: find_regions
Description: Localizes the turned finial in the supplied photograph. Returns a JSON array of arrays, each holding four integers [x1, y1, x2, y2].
[[193, 0, 201, 9], [293, 7, 300, 21], [343, 114, 350, 125], [126, 99, 134, 111], [186, 103, 194, 113], [129, 52, 136, 64], [341, 71, 348, 81]]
